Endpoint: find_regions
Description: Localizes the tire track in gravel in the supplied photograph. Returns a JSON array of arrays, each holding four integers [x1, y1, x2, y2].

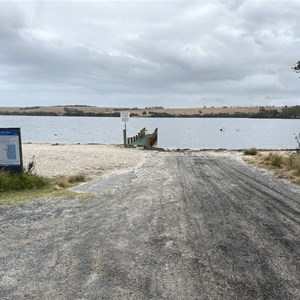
[[174, 154, 300, 299], [213, 157, 300, 232], [0, 152, 299, 300]]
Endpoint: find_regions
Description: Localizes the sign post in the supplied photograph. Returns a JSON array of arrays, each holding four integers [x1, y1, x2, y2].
[[120, 111, 130, 147], [0, 128, 23, 173]]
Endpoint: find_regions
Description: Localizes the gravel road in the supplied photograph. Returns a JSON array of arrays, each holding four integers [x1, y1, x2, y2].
[[0, 152, 299, 299]]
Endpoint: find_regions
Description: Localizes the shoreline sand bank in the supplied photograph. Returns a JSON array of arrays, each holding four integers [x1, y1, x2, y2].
[[22, 143, 147, 179]]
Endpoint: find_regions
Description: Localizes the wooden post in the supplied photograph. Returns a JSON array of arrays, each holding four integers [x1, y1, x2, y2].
[[144, 137, 149, 149], [149, 128, 158, 147], [123, 124, 127, 148]]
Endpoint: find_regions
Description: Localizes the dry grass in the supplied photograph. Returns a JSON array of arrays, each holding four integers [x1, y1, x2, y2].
[[285, 155, 300, 176], [265, 152, 284, 167], [244, 151, 300, 184], [68, 173, 87, 183], [55, 172, 87, 188]]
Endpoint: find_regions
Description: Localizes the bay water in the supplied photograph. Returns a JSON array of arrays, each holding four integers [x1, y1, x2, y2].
[[0, 115, 299, 149]]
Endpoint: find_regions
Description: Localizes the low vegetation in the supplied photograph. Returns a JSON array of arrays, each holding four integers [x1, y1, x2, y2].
[[264, 152, 284, 167], [243, 148, 258, 155], [54, 172, 87, 188], [0, 171, 92, 208], [0, 171, 49, 192], [244, 151, 300, 184], [1, 105, 300, 119]]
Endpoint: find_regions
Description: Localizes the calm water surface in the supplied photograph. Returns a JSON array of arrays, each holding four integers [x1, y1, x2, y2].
[[0, 115, 299, 149]]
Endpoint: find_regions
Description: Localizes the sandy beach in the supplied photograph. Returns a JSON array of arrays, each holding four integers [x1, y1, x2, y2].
[[22, 143, 247, 180], [22, 143, 147, 179]]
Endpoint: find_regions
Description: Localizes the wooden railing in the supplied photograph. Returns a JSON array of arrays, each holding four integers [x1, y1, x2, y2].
[[127, 128, 158, 148], [127, 128, 146, 145]]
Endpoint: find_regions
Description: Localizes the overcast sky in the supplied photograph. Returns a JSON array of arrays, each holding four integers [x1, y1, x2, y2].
[[0, 0, 299, 108]]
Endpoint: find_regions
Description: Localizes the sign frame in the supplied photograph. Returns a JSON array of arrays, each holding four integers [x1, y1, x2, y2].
[[0, 128, 23, 173], [120, 111, 130, 124]]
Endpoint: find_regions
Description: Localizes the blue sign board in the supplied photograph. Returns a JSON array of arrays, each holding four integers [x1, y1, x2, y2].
[[0, 128, 23, 173]]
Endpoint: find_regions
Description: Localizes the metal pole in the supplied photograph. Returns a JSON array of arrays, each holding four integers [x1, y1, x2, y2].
[[123, 123, 127, 147]]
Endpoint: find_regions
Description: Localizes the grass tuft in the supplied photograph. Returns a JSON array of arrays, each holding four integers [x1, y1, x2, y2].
[[243, 148, 258, 156], [264, 152, 284, 167], [68, 173, 87, 183], [285, 155, 300, 176], [244, 151, 300, 184], [55, 173, 87, 188]]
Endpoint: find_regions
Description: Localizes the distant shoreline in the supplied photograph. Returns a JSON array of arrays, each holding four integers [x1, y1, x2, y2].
[[22, 142, 299, 153], [0, 105, 299, 119]]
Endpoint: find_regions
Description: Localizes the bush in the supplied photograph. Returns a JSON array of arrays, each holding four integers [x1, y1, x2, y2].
[[285, 155, 300, 175], [265, 152, 284, 167], [243, 148, 258, 155], [0, 171, 49, 192]]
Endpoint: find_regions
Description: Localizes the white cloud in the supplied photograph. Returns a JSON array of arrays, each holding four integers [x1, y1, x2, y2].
[[0, 0, 299, 107]]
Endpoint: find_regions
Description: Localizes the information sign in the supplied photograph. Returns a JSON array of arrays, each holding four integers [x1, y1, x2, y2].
[[120, 111, 130, 123], [0, 128, 23, 173]]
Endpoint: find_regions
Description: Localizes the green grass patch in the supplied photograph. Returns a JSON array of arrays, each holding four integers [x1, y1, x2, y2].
[[0, 188, 94, 208], [0, 171, 92, 208], [0, 171, 49, 192]]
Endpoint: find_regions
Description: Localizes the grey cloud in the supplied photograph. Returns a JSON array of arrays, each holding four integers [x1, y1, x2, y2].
[[0, 0, 299, 107]]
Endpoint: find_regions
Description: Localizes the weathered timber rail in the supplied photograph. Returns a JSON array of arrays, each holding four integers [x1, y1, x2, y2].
[[127, 128, 158, 148]]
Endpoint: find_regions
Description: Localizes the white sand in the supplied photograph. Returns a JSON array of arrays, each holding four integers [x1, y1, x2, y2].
[[22, 144, 250, 180], [22, 144, 147, 179]]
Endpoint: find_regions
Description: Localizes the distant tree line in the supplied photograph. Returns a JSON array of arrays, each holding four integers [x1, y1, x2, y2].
[[55, 105, 93, 107], [1, 106, 299, 119], [0, 111, 59, 116], [144, 106, 164, 110], [20, 106, 41, 110], [112, 106, 165, 111], [147, 106, 300, 119], [63, 107, 119, 117]]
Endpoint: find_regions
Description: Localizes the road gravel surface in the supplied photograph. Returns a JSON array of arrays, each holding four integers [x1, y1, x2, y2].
[[0, 151, 299, 299]]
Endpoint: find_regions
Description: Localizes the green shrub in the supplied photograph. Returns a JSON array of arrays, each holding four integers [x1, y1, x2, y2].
[[243, 148, 258, 155], [0, 171, 49, 192]]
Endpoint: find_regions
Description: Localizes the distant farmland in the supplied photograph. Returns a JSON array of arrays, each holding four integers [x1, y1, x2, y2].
[[0, 105, 299, 118]]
